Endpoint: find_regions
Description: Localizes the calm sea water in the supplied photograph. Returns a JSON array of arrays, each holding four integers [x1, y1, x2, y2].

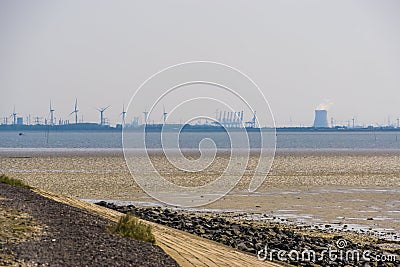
[[0, 131, 400, 149]]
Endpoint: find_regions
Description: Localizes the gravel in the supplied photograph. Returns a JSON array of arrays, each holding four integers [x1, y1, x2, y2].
[[0, 183, 178, 267]]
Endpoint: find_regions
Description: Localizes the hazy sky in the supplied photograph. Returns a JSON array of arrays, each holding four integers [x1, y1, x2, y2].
[[1, 0, 399, 127]]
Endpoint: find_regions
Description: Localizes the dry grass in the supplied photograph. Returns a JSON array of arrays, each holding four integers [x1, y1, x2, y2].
[[0, 205, 44, 266], [0, 175, 30, 188], [108, 214, 156, 244], [0, 206, 44, 244]]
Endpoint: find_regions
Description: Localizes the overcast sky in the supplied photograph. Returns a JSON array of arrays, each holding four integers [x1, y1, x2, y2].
[[1, 0, 399, 127]]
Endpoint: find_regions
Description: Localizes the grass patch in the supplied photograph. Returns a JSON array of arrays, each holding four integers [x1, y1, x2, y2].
[[0, 206, 44, 243], [0, 175, 30, 188], [0, 205, 44, 266], [108, 214, 156, 244]]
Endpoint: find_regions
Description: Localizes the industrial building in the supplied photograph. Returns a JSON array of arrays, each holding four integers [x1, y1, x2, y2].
[[313, 109, 329, 128]]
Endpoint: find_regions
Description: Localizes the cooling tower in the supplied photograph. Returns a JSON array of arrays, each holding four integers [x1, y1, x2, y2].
[[313, 109, 329, 128]]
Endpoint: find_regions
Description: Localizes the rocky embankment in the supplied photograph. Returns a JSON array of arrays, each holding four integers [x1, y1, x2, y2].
[[97, 202, 400, 267]]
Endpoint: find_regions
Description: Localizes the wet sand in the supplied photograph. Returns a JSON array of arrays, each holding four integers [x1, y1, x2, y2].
[[1, 149, 399, 240]]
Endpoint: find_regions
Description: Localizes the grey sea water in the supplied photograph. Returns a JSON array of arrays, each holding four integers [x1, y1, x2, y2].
[[0, 131, 400, 149]]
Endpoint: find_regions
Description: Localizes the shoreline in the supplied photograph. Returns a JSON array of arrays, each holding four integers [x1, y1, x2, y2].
[[83, 196, 400, 242], [2, 181, 398, 266], [1, 148, 399, 265], [1, 150, 399, 242], [2, 147, 400, 157], [97, 201, 400, 266]]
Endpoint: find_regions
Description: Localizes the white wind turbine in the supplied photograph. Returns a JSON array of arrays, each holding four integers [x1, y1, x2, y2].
[[69, 98, 79, 124], [49, 100, 55, 125], [97, 106, 110, 125], [120, 104, 126, 126]]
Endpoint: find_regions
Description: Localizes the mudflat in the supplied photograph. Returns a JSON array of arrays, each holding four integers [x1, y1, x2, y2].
[[0, 149, 399, 239]]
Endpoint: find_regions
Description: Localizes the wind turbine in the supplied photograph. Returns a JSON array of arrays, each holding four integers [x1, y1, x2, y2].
[[49, 100, 55, 126], [120, 104, 126, 126], [97, 106, 110, 125], [69, 98, 79, 124], [162, 106, 167, 125], [143, 110, 149, 125], [10, 106, 17, 125]]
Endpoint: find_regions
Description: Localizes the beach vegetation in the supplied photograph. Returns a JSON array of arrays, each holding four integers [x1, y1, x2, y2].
[[0, 174, 30, 188], [108, 214, 156, 244]]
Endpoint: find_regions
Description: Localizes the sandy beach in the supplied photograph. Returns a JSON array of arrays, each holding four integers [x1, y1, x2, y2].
[[1, 149, 399, 241]]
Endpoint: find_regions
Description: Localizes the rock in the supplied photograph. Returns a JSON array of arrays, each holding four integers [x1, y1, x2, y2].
[[194, 226, 205, 235], [255, 242, 263, 251], [97, 201, 107, 207], [150, 210, 160, 217], [231, 225, 241, 235], [225, 230, 233, 237], [237, 242, 248, 251]]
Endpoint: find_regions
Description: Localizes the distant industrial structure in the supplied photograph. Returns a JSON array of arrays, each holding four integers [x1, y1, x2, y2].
[[1, 100, 400, 132], [212, 110, 257, 128], [313, 109, 329, 128], [215, 110, 244, 128]]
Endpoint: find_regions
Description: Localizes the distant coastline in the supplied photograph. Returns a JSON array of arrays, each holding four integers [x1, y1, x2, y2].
[[1, 123, 400, 132]]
